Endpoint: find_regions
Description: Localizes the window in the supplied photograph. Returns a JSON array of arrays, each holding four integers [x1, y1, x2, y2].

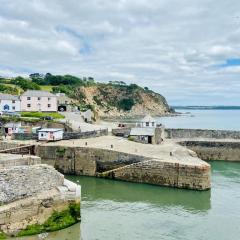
[[48, 97, 51, 101], [38, 97, 41, 100], [146, 122, 149, 127], [48, 104, 51, 108], [12, 100, 16, 103], [12, 106, 15, 110], [152, 122, 155, 127], [27, 97, 31, 100], [27, 104, 31, 108]]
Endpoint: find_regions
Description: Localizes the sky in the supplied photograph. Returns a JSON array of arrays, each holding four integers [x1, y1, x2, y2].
[[0, 0, 240, 105]]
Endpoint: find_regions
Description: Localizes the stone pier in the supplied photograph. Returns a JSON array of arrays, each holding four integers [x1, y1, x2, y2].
[[36, 136, 211, 190]]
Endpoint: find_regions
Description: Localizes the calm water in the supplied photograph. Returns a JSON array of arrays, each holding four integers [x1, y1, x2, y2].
[[21, 162, 240, 240], [159, 109, 240, 130]]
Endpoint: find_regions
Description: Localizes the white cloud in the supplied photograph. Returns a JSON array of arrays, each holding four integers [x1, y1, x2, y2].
[[0, 0, 240, 104]]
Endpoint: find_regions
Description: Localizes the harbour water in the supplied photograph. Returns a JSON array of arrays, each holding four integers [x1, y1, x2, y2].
[[20, 110, 240, 240], [159, 109, 240, 130]]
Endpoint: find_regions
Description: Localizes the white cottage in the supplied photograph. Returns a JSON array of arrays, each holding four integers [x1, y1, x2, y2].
[[38, 128, 63, 141], [137, 115, 156, 128], [0, 93, 21, 112]]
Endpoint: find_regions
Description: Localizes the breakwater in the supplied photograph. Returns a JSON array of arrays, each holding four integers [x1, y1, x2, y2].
[[165, 128, 240, 139], [179, 140, 240, 161], [36, 136, 211, 190], [163, 128, 240, 161]]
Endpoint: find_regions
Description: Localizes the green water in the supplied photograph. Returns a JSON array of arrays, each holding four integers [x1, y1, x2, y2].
[[20, 161, 240, 240]]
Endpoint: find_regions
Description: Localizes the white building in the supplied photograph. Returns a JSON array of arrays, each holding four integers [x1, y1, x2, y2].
[[38, 128, 63, 141], [137, 114, 156, 128], [0, 93, 21, 112]]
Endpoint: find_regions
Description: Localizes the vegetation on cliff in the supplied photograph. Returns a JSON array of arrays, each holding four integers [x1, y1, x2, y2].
[[0, 73, 172, 117]]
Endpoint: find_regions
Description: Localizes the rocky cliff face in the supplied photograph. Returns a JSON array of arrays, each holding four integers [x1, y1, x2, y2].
[[75, 84, 172, 118]]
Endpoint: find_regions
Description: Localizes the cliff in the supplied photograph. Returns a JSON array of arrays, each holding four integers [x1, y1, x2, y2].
[[74, 84, 172, 118]]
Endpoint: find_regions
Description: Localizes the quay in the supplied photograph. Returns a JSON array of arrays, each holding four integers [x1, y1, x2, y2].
[[36, 136, 211, 190], [0, 152, 81, 238]]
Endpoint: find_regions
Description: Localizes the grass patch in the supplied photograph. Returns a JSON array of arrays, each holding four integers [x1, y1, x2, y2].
[[40, 85, 53, 92], [21, 112, 65, 119], [17, 202, 80, 237], [0, 231, 7, 239]]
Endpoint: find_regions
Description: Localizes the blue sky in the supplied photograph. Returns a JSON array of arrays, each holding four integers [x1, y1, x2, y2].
[[0, 0, 240, 105]]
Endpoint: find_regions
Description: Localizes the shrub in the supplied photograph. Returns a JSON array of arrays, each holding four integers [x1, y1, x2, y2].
[[117, 98, 135, 111]]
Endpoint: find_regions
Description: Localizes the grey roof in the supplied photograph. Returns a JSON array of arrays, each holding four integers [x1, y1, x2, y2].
[[130, 127, 155, 136], [21, 90, 56, 97], [38, 128, 63, 132], [4, 122, 21, 128], [0, 93, 19, 101], [141, 114, 155, 123]]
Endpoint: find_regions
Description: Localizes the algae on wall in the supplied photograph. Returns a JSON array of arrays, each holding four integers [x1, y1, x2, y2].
[[17, 202, 80, 237]]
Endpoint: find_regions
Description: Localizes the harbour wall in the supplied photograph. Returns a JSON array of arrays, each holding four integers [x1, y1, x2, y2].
[[165, 128, 240, 139], [98, 160, 210, 190], [179, 141, 240, 161], [36, 145, 211, 190]]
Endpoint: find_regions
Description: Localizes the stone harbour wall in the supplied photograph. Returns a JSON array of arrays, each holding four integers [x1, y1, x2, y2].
[[180, 141, 240, 161], [165, 128, 240, 139], [36, 145, 148, 176], [37, 145, 211, 190], [0, 164, 64, 204], [99, 160, 211, 190]]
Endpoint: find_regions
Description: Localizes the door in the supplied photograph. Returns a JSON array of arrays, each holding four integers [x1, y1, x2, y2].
[[148, 136, 152, 144]]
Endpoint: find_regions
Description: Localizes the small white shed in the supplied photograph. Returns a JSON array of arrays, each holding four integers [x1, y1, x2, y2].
[[38, 128, 63, 141]]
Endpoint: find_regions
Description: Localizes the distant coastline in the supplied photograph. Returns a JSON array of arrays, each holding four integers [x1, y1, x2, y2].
[[172, 106, 240, 110]]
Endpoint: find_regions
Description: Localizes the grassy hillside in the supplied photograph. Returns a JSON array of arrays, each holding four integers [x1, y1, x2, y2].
[[0, 74, 172, 117]]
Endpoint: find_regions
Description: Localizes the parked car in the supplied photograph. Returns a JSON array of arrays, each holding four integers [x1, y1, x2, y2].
[[41, 116, 54, 121]]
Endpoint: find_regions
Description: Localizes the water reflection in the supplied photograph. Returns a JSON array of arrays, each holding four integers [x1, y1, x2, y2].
[[66, 176, 211, 212]]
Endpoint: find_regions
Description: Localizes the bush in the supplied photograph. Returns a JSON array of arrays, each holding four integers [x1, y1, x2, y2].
[[0, 231, 6, 239], [117, 98, 135, 111], [13, 77, 40, 91], [0, 84, 18, 95]]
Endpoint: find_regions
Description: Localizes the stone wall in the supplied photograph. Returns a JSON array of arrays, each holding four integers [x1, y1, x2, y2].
[[180, 140, 240, 161], [36, 145, 148, 176], [36, 145, 211, 190], [63, 129, 108, 140], [0, 164, 64, 204], [99, 159, 211, 190], [165, 128, 240, 139], [0, 154, 41, 168]]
